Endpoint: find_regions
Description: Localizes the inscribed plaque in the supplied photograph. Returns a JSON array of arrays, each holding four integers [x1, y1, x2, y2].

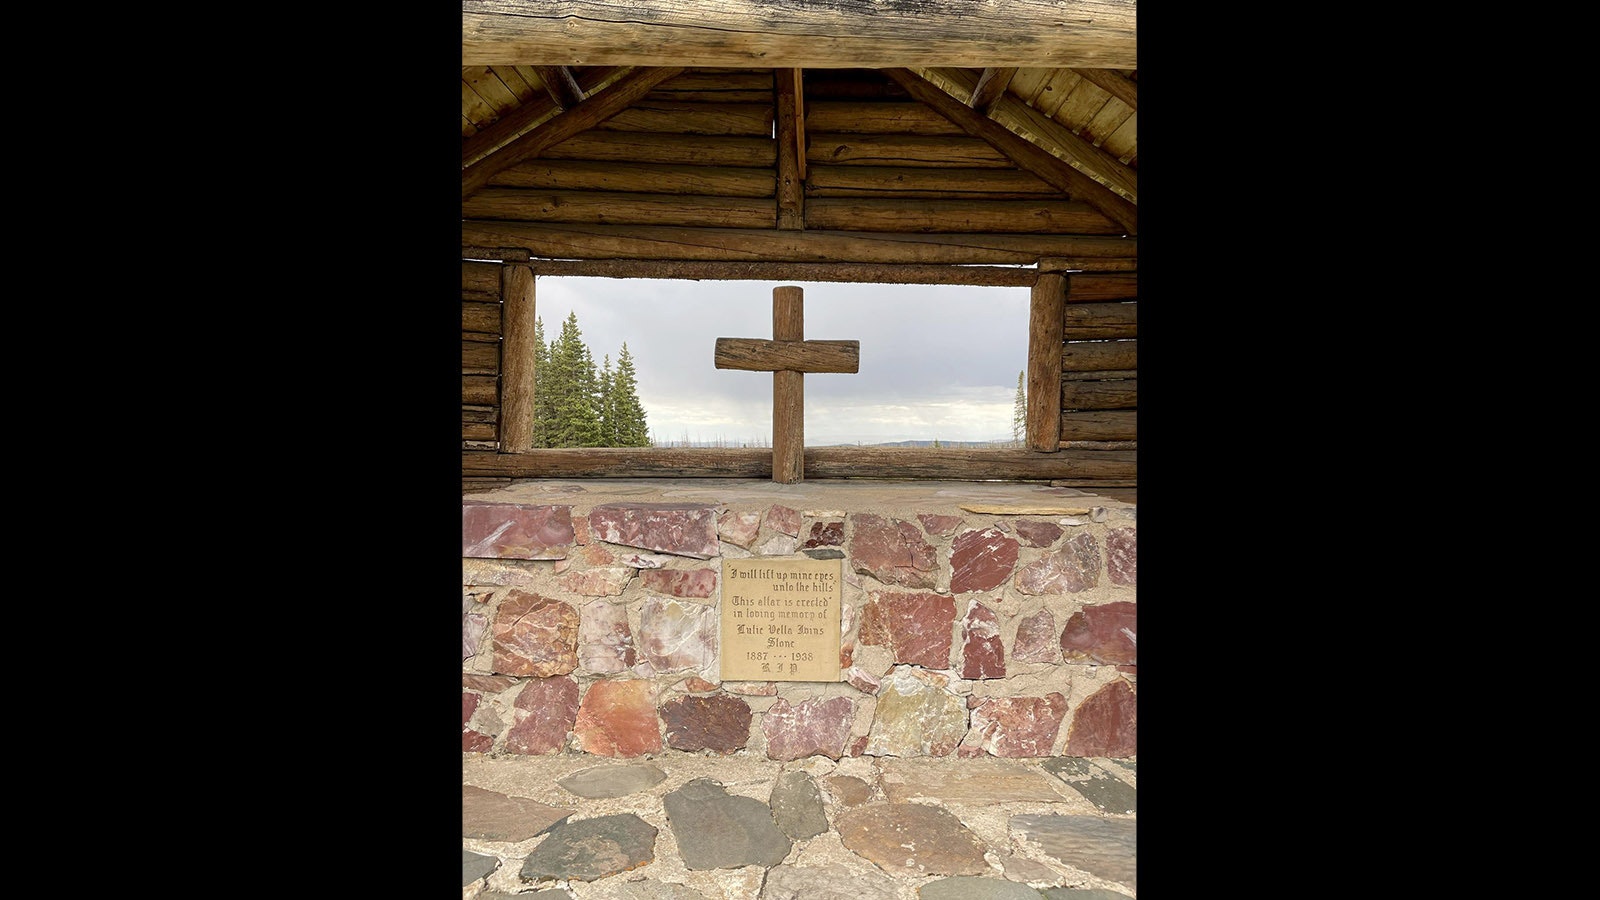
[[721, 559, 842, 681]]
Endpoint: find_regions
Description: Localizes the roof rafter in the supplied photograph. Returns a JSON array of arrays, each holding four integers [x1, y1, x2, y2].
[[881, 68, 1137, 234], [463, 66, 686, 198], [923, 67, 1136, 203]]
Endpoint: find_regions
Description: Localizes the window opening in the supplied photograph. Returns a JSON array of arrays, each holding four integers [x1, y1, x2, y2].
[[533, 277, 1030, 449]]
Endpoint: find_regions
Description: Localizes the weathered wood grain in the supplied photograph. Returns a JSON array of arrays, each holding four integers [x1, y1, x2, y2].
[[1027, 273, 1066, 451], [461, 447, 1137, 481], [462, 221, 1138, 264], [463, 1, 1139, 69], [713, 339, 860, 373]]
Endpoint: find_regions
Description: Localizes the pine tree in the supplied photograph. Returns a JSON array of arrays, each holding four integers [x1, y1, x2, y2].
[[546, 312, 603, 447], [530, 316, 552, 447], [597, 354, 616, 445], [1012, 370, 1027, 447], [610, 342, 651, 446]]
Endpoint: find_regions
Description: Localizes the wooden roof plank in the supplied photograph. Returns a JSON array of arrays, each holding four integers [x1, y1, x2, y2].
[[883, 68, 1136, 234], [924, 67, 1136, 204]]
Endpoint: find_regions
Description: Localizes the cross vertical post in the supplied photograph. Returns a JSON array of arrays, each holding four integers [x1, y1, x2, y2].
[[714, 286, 860, 484]]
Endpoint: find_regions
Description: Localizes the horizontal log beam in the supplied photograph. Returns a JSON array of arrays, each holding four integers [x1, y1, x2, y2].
[[463, 1, 1138, 69], [522, 258, 1040, 286], [463, 188, 776, 229], [806, 134, 1012, 168], [1060, 410, 1136, 442], [543, 132, 776, 167], [804, 165, 1059, 199], [462, 302, 501, 335], [1065, 301, 1137, 339], [490, 159, 775, 196], [804, 102, 965, 135], [1061, 378, 1136, 410], [462, 447, 1136, 481], [804, 197, 1119, 234], [593, 101, 774, 136], [1067, 272, 1138, 300], [714, 338, 860, 373], [462, 222, 1138, 264], [1062, 339, 1137, 371]]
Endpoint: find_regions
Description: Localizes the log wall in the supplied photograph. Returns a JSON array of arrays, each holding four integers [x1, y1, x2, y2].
[[1059, 273, 1137, 445], [463, 260, 503, 447]]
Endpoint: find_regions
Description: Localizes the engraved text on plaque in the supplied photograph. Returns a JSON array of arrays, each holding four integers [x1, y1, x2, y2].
[[720, 558, 842, 682]]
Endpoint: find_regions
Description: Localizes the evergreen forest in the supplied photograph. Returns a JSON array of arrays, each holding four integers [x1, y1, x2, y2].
[[531, 311, 651, 448]]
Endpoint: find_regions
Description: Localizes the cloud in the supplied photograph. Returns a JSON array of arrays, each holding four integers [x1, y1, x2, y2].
[[533, 277, 1030, 445]]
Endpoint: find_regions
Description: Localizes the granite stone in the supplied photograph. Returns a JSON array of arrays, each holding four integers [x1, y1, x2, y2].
[[803, 520, 844, 548], [766, 504, 801, 537], [558, 566, 632, 596], [1013, 519, 1064, 548], [718, 509, 763, 548]]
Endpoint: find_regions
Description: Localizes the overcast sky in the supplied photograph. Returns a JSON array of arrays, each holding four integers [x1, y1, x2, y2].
[[534, 277, 1031, 447]]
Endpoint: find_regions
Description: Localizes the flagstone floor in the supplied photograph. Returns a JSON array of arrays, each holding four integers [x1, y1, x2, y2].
[[463, 751, 1136, 899]]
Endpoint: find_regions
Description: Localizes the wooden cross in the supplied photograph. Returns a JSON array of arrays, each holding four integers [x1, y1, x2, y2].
[[714, 286, 860, 483]]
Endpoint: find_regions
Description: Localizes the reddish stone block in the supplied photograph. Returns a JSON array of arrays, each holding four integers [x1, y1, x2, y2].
[[918, 514, 963, 537], [640, 568, 718, 598], [802, 520, 845, 548], [718, 510, 762, 548], [762, 696, 854, 761], [858, 591, 956, 668], [766, 505, 802, 537], [462, 674, 517, 693], [968, 693, 1068, 757], [661, 694, 753, 754], [574, 680, 663, 758], [505, 676, 580, 755], [1014, 519, 1064, 548], [462, 501, 574, 560], [1107, 527, 1137, 586], [588, 503, 720, 558], [1015, 532, 1101, 594], [849, 514, 938, 588], [462, 692, 479, 727], [1011, 609, 1060, 663], [491, 591, 580, 677], [1058, 600, 1136, 666], [960, 601, 1006, 680], [578, 600, 637, 674], [950, 528, 1020, 594], [463, 729, 494, 753], [1064, 680, 1137, 758]]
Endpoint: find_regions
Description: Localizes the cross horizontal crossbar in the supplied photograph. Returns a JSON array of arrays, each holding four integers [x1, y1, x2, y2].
[[713, 338, 860, 373]]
